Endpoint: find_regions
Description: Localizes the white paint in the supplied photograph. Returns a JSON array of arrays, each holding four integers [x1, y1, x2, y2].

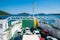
[[0, 19, 8, 40], [10, 22, 22, 39], [11, 20, 19, 25], [23, 35, 39, 40]]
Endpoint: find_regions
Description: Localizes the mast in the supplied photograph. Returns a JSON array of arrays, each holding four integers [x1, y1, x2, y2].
[[32, 0, 35, 18]]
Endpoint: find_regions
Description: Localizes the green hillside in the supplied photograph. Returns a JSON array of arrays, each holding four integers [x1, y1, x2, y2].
[[0, 10, 11, 15]]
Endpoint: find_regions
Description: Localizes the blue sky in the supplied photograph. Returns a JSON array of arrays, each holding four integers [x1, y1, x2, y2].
[[0, 0, 60, 14]]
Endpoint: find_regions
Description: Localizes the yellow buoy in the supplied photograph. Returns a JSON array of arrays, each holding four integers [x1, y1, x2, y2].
[[34, 17, 38, 28]]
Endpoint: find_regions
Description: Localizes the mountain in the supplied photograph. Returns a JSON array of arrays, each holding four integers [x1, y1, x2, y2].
[[34, 13, 46, 16], [15, 13, 31, 16], [0, 10, 11, 19], [34, 13, 60, 16], [0, 10, 11, 15]]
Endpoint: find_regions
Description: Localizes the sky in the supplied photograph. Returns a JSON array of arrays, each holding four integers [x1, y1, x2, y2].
[[0, 0, 60, 14]]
